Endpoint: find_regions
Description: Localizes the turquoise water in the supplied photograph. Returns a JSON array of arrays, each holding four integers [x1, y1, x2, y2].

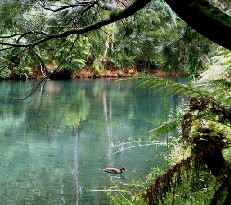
[[0, 79, 179, 205]]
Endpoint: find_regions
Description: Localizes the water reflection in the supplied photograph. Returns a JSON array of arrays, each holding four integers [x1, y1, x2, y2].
[[0, 80, 180, 205]]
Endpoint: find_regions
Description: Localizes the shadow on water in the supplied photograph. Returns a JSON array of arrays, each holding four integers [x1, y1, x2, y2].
[[0, 79, 183, 205]]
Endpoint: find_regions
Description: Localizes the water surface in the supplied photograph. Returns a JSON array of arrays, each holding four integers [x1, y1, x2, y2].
[[0, 80, 180, 205]]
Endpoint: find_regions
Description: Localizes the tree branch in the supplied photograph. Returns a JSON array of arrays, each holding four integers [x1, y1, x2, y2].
[[164, 0, 231, 50], [0, 0, 151, 48], [40, 1, 96, 12]]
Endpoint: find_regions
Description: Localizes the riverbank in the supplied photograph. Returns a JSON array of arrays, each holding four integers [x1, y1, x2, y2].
[[72, 67, 185, 79], [0, 65, 185, 80]]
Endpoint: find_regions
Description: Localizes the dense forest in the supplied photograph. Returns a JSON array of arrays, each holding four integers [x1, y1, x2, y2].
[[1, 0, 229, 80], [1, 0, 231, 204]]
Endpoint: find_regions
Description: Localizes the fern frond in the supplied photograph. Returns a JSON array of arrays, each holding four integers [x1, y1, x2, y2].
[[135, 76, 231, 106], [149, 119, 177, 137], [210, 79, 231, 89], [137, 76, 209, 96]]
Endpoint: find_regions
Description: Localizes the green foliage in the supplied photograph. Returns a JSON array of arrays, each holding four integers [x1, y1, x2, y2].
[[61, 36, 91, 70], [108, 0, 181, 68], [124, 71, 231, 204], [0, 57, 10, 79], [108, 189, 146, 205], [0, 66, 10, 79], [107, 163, 217, 205], [135, 76, 231, 106], [199, 48, 231, 82], [0, 1, 27, 32], [92, 57, 104, 71], [161, 171, 216, 205], [0, 0, 218, 77], [105, 1, 214, 74], [14, 65, 32, 77], [149, 119, 177, 138]]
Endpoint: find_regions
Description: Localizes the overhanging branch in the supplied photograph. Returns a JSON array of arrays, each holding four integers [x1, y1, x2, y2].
[[0, 0, 151, 48], [164, 0, 231, 50], [39, 1, 96, 12]]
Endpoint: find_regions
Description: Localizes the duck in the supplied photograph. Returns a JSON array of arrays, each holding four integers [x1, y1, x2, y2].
[[104, 167, 126, 174]]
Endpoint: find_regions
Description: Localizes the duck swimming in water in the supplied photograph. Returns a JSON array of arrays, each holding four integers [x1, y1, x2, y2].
[[104, 167, 126, 174]]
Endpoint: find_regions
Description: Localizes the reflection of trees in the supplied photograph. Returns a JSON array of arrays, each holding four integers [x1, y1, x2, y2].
[[102, 90, 114, 166], [21, 81, 90, 135], [0, 81, 91, 204], [73, 127, 80, 205]]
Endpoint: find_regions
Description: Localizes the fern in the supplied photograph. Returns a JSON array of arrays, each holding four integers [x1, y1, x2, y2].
[[149, 119, 177, 137], [134, 76, 231, 107], [210, 79, 231, 89]]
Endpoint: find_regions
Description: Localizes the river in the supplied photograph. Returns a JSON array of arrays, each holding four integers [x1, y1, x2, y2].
[[0, 79, 180, 205]]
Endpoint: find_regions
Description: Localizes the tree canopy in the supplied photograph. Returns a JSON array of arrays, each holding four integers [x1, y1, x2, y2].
[[0, 0, 230, 50]]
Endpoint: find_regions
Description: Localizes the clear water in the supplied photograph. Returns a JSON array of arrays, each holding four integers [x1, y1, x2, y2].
[[0, 79, 180, 205]]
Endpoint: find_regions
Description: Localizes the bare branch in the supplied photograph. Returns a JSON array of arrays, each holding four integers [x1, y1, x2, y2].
[[40, 1, 96, 12], [0, 32, 40, 39], [0, 31, 48, 39]]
